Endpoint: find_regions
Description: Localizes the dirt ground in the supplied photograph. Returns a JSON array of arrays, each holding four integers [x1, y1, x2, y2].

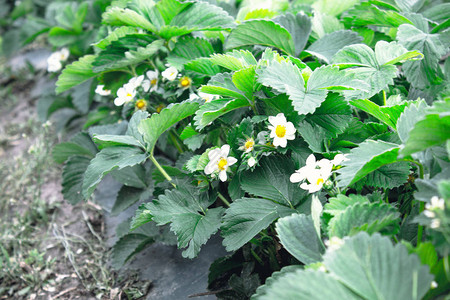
[[0, 57, 119, 300]]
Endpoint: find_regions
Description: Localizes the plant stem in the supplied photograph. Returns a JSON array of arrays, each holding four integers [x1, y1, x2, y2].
[[217, 192, 230, 207], [382, 90, 387, 106], [250, 248, 264, 266], [150, 154, 176, 188]]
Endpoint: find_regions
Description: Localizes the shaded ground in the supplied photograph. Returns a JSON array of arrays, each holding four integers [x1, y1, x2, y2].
[[0, 54, 118, 299]]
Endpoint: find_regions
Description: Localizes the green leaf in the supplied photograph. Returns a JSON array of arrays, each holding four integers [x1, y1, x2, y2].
[[111, 186, 152, 216], [400, 106, 450, 157], [258, 60, 365, 115], [305, 30, 363, 64], [232, 66, 258, 100], [167, 36, 216, 69], [102, 6, 157, 33], [52, 132, 97, 163], [138, 101, 200, 153], [92, 35, 164, 73], [184, 58, 221, 76], [354, 162, 411, 189], [273, 12, 311, 56], [397, 20, 447, 88], [56, 55, 97, 94], [111, 164, 147, 189], [146, 187, 224, 258], [155, 0, 190, 25], [328, 202, 400, 237], [254, 232, 433, 300], [253, 268, 358, 300], [62, 156, 91, 205], [350, 98, 408, 129], [396, 99, 428, 143], [240, 156, 309, 208], [111, 233, 154, 269], [93, 135, 143, 148], [333, 41, 421, 99], [200, 72, 247, 101], [131, 204, 153, 231], [194, 98, 250, 131], [337, 139, 403, 187], [209, 50, 257, 71], [82, 147, 147, 199], [275, 214, 325, 264], [93, 26, 139, 50], [221, 198, 297, 251], [325, 233, 433, 300], [225, 20, 295, 56], [324, 194, 369, 216], [343, 2, 412, 27], [312, 0, 359, 17]]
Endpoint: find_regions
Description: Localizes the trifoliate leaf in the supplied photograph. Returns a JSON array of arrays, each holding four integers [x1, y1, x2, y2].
[[232, 66, 258, 100], [324, 194, 369, 216], [275, 214, 325, 264], [353, 162, 411, 189]]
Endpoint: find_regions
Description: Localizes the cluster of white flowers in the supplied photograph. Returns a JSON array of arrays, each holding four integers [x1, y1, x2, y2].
[[290, 153, 347, 193], [239, 137, 257, 167], [47, 48, 69, 72], [424, 196, 445, 229], [204, 145, 237, 182], [114, 71, 160, 106]]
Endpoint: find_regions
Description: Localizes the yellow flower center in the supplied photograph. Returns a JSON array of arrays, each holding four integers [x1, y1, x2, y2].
[[180, 77, 191, 87], [156, 104, 165, 113], [136, 100, 146, 109], [218, 158, 228, 171], [151, 79, 157, 85], [244, 139, 254, 150], [316, 178, 324, 185], [275, 125, 286, 138], [126, 93, 132, 97]]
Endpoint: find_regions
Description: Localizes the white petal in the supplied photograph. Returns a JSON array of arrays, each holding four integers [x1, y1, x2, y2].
[[219, 170, 227, 182], [300, 182, 310, 191], [290, 172, 305, 183], [268, 115, 277, 126], [220, 144, 230, 157], [208, 148, 221, 161], [227, 156, 237, 166], [114, 97, 125, 106], [278, 137, 288, 148], [248, 157, 256, 167], [286, 133, 296, 140], [204, 162, 218, 175], [142, 80, 150, 92], [275, 113, 287, 124], [306, 154, 316, 166], [285, 122, 296, 135]]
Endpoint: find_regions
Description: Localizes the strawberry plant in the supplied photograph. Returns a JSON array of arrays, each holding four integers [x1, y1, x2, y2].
[[46, 0, 449, 298]]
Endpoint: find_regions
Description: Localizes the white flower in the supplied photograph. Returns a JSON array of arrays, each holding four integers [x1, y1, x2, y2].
[[143, 70, 159, 92], [95, 85, 111, 96], [431, 281, 438, 289], [128, 75, 145, 89], [430, 219, 441, 229], [46, 48, 69, 72], [204, 145, 237, 182], [162, 66, 178, 81], [59, 48, 69, 61], [424, 210, 435, 218], [426, 196, 445, 211], [332, 153, 348, 166], [325, 236, 344, 251], [47, 57, 62, 72], [114, 83, 136, 106], [198, 92, 219, 103], [240, 138, 255, 153], [268, 113, 296, 147], [248, 157, 256, 167], [290, 154, 333, 193]]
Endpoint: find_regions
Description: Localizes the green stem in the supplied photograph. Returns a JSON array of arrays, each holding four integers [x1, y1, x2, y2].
[[251, 248, 264, 266], [382, 90, 387, 106], [169, 130, 184, 153], [217, 192, 230, 207], [150, 154, 176, 188]]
